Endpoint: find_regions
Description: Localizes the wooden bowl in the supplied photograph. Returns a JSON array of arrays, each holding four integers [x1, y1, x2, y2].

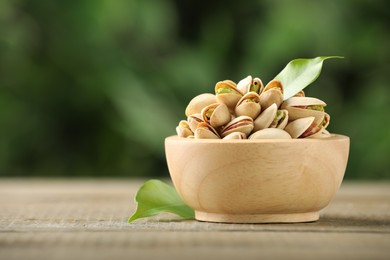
[[165, 135, 349, 223]]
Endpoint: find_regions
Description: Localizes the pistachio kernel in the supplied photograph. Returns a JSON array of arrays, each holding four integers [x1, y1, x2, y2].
[[321, 117, 328, 127], [250, 82, 259, 93], [272, 110, 284, 125], [216, 87, 235, 94], [244, 98, 256, 103], [306, 105, 324, 112], [205, 108, 215, 119]]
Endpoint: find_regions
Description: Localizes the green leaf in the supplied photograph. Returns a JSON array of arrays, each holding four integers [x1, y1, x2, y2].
[[128, 179, 195, 223], [274, 56, 344, 100]]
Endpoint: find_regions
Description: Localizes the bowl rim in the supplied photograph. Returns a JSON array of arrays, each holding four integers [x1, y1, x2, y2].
[[165, 134, 349, 143]]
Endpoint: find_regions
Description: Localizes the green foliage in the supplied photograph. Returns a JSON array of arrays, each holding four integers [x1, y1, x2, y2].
[[0, 0, 389, 178], [275, 56, 344, 100], [128, 180, 194, 223]]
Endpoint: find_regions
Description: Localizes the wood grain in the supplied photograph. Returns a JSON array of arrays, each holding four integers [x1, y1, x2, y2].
[[165, 135, 349, 223], [0, 179, 389, 260]]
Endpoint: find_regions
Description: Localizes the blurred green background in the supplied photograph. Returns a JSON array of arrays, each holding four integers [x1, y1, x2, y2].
[[0, 0, 389, 179]]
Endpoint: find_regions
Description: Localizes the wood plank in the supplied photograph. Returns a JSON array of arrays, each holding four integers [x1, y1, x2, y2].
[[0, 179, 389, 259]]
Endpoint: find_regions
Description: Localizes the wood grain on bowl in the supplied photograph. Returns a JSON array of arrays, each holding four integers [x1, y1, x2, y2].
[[165, 135, 350, 223]]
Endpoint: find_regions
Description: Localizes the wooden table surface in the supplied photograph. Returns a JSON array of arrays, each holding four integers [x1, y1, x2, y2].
[[0, 179, 389, 260]]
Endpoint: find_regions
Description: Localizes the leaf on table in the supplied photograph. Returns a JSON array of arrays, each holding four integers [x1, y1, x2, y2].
[[128, 179, 195, 223], [274, 56, 344, 100]]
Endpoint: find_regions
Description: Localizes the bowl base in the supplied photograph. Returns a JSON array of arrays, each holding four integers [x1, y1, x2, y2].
[[195, 211, 319, 223]]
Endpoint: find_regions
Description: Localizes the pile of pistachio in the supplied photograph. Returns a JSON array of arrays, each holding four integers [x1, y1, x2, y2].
[[176, 76, 330, 139]]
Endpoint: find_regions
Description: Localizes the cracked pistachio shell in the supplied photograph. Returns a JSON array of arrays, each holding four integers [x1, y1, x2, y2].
[[235, 92, 261, 119], [187, 113, 204, 132], [322, 113, 330, 129], [222, 132, 247, 140], [253, 103, 278, 131], [237, 75, 264, 94], [249, 128, 292, 139], [284, 106, 327, 122], [281, 97, 327, 121], [176, 120, 194, 138], [252, 78, 264, 94], [215, 80, 243, 111], [259, 80, 284, 109], [285, 114, 329, 139], [308, 129, 331, 139], [201, 103, 231, 128], [294, 90, 305, 97], [284, 117, 315, 139], [221, 116, 254, 138], [269, 109, 289, 129], [194, 122, 220, 139], [299, 113, 330, 138], [185, 93, 217, 117], [281, 97, 326, 109]]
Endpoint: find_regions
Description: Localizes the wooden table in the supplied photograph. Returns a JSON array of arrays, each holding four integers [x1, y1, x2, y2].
[[0, 179, 389, 260]]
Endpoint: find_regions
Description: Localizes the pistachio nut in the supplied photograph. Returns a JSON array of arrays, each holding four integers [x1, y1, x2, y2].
[[259, 80, 284, 109], [284, 117, 315, 139], [253, 103, 278, 131], [284, 113, 330, 138], [187, 113, 204, 132], [308, 129, 331, 138], [269, 109, 289, 129], [185, 93, 217, 117], [215, 80, 243, 111], [201, 103, 231, 128], [249, 128, 292, 139], [300, 113, 330, 138], [294, 90, 305, 97], [222, 132, 247, 140], [220, 116, 254, 138], [281, 96, 327, 121], [285, 107, 327, 123], [237, 75, 264, 94], [176, 120, 194, 138], [234, 92, 261, 119], [281, 96, 326, 110], [194, 122, 220, 139]]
